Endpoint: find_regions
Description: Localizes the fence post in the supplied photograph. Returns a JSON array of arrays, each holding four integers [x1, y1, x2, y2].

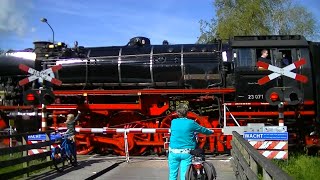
[[22, 135, 29, 178], [249, 156, 258, 176], [124, 130, 130, 163], [46, 132, 51, 164], [263, 169, 272, 180], [9, 119, 14, 157]]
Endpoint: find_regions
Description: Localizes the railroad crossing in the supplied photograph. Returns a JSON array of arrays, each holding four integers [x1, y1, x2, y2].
[[0, 130, 292, 180], [25, 155, 235, 180]]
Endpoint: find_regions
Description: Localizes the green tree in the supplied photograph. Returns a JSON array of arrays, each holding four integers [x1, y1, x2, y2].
[[198, 0, 319, 43]]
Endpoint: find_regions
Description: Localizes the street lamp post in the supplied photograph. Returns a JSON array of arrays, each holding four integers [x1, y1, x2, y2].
[[40, 17, 55, 132], [41, 18, 54, 44]]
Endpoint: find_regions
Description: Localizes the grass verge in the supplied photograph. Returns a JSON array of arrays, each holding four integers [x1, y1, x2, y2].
[[273, 153, 320, 180], [0, 151, 51, 179]]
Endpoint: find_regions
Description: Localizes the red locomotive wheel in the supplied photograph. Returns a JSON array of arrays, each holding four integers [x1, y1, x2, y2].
[[159, 111, 211, 150], [108, 111, 152, 156]]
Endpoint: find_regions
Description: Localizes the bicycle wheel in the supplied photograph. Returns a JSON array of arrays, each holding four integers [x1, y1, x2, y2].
[[185, 165, 203, 180], [206, 162, 217, 179], [52, 147, 66, 172], [185, 165, 193, 180], [203, 162, 215, 180], [67, 152, 77, 166]]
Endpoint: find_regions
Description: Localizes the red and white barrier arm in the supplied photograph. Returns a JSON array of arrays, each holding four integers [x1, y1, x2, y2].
[[50, 127, 217, 134]]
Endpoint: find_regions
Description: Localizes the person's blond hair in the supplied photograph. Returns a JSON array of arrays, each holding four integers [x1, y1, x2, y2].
[[176, 103, 189, 118], [67, 114, 74, 121]]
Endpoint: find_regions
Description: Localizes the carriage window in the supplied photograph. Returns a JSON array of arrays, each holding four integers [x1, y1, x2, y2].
[[237, 48, 254, 67]]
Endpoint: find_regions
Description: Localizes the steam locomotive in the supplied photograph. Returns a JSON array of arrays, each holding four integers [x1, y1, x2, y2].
[[0, 35, 319, 155]]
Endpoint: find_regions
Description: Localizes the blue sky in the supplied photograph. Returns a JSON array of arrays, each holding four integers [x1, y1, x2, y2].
[[0, 0, 319, 50]]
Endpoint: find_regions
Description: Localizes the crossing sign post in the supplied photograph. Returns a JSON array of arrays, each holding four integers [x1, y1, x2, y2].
[[18, 64, 63, 132], [257, 58, 308, 85]]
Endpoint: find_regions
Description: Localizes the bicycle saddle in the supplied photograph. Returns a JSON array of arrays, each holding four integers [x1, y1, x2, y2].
[[190, 148, 205, 157]]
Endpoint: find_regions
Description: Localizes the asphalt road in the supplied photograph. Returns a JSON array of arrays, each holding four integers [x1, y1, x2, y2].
[[25, 155, 236, 180]]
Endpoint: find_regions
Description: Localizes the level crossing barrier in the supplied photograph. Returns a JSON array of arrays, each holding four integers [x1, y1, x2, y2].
[[48, 127, 216, 162]]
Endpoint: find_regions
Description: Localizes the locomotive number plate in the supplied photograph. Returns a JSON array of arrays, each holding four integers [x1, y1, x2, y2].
[[247, 94, 264, 100]]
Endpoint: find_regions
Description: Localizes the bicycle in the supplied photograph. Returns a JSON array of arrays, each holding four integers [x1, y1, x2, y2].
[[51, 132, 77, 172], [185, 133, 217, 180], [185, 148, 217, 180]]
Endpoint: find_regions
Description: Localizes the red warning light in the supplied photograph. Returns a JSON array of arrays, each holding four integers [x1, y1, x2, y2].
[[270, 92, 279, 102], [23, 90, 39, 105], [26, 93, 35, 101]]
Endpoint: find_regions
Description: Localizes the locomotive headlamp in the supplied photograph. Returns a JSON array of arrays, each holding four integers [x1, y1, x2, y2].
[[270, 92, 279, 102]]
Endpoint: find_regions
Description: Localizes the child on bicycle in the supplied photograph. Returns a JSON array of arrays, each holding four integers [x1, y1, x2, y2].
[[65, 110, 81, 165], [65, 110, 81, 142]]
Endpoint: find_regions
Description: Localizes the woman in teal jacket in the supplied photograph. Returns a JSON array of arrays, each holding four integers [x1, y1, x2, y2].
[[168, 103, 213, 180]]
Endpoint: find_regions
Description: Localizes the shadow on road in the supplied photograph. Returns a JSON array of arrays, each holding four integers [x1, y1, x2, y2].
[[25, 158, 124, 180]]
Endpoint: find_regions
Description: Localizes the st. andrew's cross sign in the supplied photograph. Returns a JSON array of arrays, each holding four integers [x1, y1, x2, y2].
[[257, 58, 308, 85], [18, 64, 62, 86]]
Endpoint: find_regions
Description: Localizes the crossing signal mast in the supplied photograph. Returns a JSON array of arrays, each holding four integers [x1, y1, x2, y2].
[[257, 55, 308, 127], [19, 63, 62, 131]]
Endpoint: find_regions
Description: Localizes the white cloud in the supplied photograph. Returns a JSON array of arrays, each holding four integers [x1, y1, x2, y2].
[[0, 0, 33, 36]]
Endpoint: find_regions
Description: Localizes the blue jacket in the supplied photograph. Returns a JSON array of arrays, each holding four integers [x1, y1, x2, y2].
[[169, 117, 213, 149]]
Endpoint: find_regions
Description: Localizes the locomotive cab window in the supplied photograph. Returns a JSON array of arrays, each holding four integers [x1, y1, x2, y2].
[[277, 49, 293, 67], [236, 48, 255, 68], [256, 48, 271, 64]]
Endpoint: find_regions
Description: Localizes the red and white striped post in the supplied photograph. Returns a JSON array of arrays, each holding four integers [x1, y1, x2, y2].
[[278, 102, 284, 126], [124, 129, 129, 162], [41, 95, 47, 131]]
